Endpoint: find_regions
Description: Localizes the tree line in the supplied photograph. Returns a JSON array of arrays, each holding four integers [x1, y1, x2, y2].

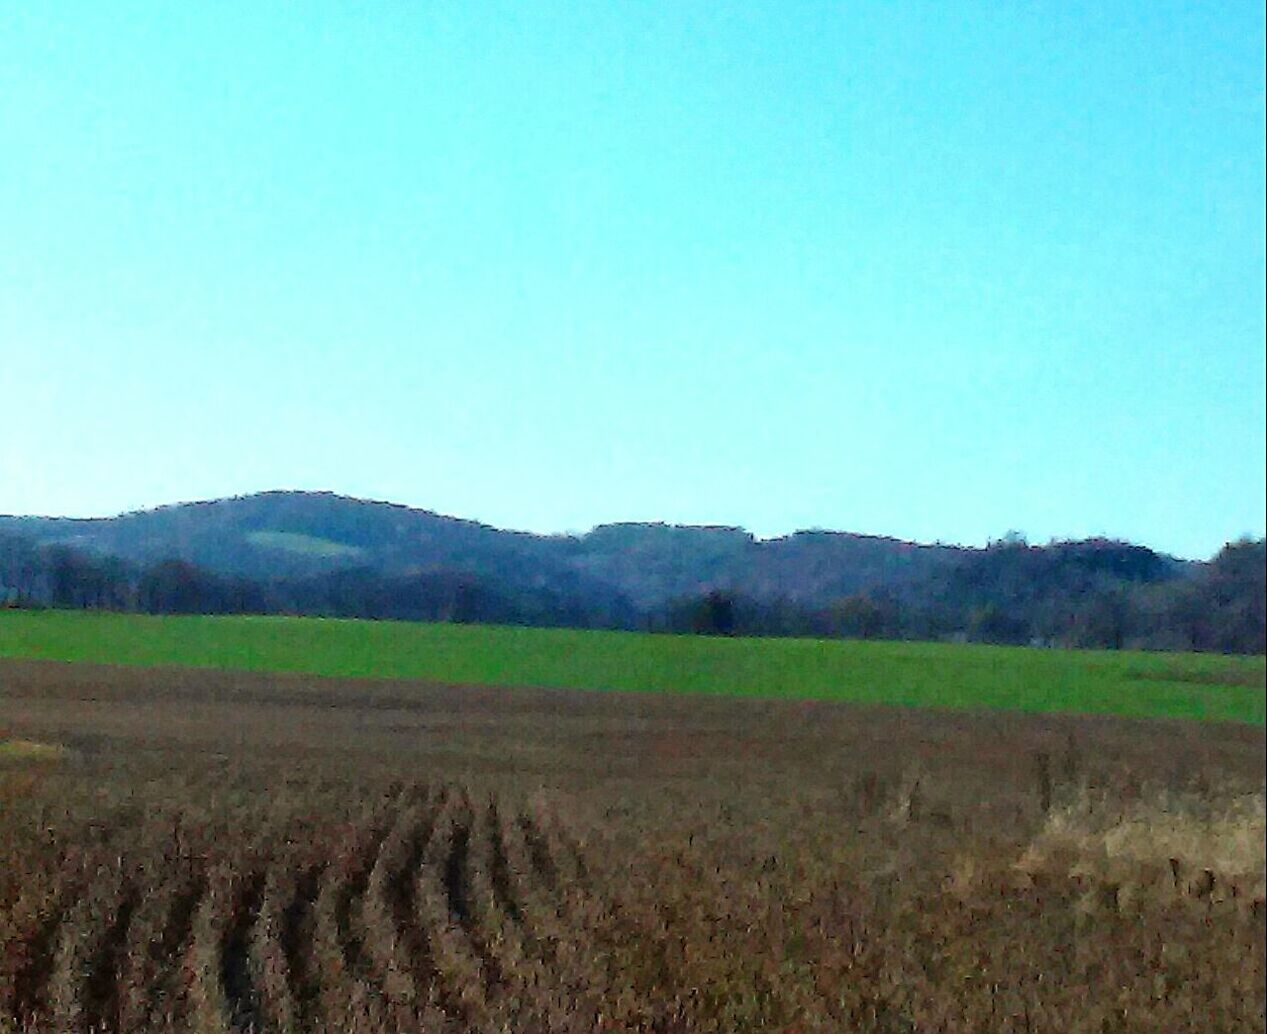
[[660, 537, 1264, 654], [1, 531, 1262, 654], [0, 530, 643, 629]]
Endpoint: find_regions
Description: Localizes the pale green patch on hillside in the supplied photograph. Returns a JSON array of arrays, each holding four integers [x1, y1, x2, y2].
[[0, 739, 66, 762], [245, 530, 365, 558]]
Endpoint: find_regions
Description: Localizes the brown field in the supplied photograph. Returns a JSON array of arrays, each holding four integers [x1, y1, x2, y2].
[[1, 658, 1264, 1032]]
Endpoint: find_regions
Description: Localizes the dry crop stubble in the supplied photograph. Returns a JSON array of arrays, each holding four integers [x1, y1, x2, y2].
[[0, 657, 1264, 1031]]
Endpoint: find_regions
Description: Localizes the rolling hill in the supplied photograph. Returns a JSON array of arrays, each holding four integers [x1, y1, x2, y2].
[[0, 490, 962, 610], [5, 490, 1256, 652]]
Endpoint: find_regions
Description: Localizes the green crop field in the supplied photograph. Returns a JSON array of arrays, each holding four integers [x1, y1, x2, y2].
[[0, 609, 1262, 723]]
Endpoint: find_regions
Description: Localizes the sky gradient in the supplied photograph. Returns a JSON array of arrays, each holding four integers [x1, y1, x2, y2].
[[2, 2, 1264, 559]]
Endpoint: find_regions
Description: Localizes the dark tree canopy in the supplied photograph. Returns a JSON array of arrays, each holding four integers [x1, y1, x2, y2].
[[1, 509, 1262, 655]]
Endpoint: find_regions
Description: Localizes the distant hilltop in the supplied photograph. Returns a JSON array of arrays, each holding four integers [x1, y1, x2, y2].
[[0, 490, 968, 610], [1, 491, 1262, 653]]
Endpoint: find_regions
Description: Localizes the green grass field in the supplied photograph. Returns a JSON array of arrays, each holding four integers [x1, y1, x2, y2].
[[0, 609, 1262, 723]]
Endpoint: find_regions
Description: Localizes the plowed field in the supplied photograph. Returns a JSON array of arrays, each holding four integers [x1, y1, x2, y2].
[[2, 659, 1264, 1031]]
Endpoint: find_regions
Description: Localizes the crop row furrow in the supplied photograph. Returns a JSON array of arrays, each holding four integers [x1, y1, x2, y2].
[[278, 859, 326, 1032], [47, 854, 132, 1031], [309, 809, 398, 1032], [221, 867, 267, 1033], [249, 860, 303, 1034], [412, 793, 490, 1028], [186, 863, 235, 1034], [359, 795, 439, 1028], [2, 847, 97, 1027], [498, 804, 611, 1029], [122, 815, 218, 1030]]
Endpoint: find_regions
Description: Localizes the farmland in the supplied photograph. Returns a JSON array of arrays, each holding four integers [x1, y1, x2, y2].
[[1, 615, 1264, 1031], [0, 610, 1263, 722]]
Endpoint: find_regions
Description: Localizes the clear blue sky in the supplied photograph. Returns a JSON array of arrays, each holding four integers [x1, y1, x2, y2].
[[2, 2, 1263, 559]]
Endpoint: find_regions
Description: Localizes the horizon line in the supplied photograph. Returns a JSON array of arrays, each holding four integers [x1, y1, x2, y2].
[[2, 486, 1247, 563]]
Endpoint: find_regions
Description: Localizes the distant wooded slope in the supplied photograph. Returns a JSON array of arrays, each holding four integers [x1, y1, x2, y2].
[[2, 491, 1261, 653]]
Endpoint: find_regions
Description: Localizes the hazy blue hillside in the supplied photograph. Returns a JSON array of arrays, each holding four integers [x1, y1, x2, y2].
[[4, 491, 1255, 651], [3, 493, 513, 574], [0, 491, 962, 610], [741, 531, 959, 604]]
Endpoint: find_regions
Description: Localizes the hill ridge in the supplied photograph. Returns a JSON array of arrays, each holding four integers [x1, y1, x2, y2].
[[3, 490, 1261, 653]]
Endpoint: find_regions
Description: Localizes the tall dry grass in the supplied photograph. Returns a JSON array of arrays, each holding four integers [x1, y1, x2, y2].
[[1018, 782, 1266, 912]]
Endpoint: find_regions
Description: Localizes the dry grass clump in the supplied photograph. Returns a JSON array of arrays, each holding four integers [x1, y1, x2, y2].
[[1017, 781, 1266, 911]]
